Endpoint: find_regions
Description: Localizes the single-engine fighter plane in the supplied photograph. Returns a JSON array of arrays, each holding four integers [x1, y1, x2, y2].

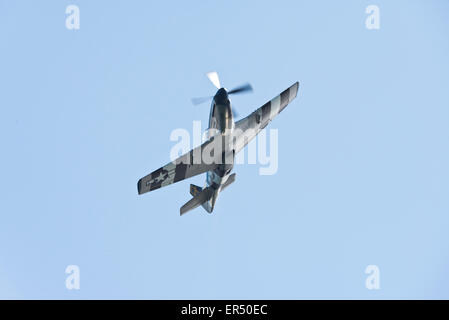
[[137, 72, 299, 215]]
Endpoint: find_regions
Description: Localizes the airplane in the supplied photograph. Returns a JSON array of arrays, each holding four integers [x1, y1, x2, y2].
[[137, 72, 299, 215]]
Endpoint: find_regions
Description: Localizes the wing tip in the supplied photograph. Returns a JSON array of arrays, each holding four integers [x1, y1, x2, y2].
[[137, 178, 143, 195], [292, 81, 300, 98]]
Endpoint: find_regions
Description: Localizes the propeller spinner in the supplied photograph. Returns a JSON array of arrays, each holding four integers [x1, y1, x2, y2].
[[191, 71, 253, 117]]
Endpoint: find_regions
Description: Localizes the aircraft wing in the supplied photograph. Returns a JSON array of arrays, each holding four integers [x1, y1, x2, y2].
[[233, 82, 299, 154], [137, 136, 225, 195]]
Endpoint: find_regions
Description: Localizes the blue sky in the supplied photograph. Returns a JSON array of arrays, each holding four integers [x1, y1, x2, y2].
[[0, 0, 448, 299]]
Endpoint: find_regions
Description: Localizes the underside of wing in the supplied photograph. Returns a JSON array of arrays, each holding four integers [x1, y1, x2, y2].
[[234, 82, 299, 154], [137, 135, 227, 195]]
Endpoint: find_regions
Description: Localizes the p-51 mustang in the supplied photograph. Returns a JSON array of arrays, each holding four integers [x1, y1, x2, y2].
[[137, 72, 299, 215]]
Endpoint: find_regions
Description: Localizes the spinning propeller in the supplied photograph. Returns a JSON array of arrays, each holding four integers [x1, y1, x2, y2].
[[191, 71, 253, 117]]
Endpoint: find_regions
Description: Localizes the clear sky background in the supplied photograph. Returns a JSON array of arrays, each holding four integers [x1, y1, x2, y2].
[[0, 0, 448, 299]]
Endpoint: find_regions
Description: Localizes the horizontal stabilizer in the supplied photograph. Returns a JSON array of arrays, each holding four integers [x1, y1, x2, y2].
[[221, 173, 236, 191], [190, 184, 202, 197], [180, 187, 214, 215]]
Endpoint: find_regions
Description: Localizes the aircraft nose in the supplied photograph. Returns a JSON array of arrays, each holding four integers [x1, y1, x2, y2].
[[214, 88, 229, 105]]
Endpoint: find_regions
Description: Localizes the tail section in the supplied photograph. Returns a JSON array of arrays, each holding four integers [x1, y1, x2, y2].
[[180, 185, 213, 215], [181, 175, 236, 215]]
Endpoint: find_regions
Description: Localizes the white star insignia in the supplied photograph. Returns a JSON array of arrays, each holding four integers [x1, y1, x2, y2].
[[155, 171, 166, 182]]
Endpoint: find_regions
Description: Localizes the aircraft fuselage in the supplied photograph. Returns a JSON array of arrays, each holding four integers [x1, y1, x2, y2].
[[202, 88, 235, 212]]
